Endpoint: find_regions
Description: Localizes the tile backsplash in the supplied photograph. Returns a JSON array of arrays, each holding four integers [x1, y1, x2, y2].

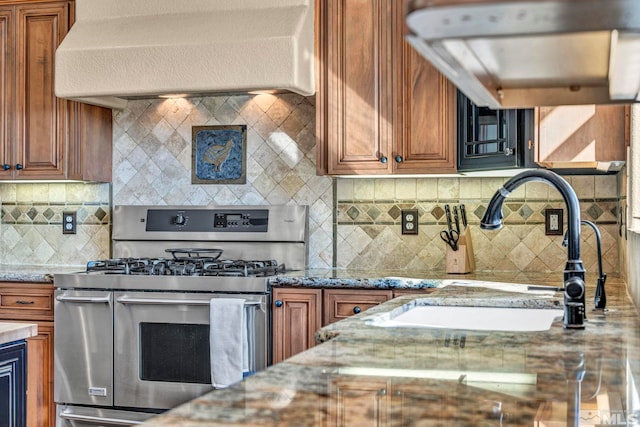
[[0, 183, 111, 266], [336, 175, 622, 274], [0, 93, 627, 276], [111, 94, 334, 269]]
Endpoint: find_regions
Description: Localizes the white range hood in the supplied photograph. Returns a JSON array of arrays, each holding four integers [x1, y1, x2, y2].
[[55, 0, 314, 109], [406, 0, 640, 108]]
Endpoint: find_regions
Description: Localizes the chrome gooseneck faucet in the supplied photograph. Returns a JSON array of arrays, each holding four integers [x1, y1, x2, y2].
[[480, 169, 586, 329]]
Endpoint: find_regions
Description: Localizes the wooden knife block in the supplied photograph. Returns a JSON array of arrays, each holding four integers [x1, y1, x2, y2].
[[445, 227, 475, 274]]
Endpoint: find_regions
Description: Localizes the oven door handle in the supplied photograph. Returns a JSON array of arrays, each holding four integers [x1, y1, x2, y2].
[[58, 411, 144, 425], [116, 296, 260, 306], [55, 295, 111, 303]]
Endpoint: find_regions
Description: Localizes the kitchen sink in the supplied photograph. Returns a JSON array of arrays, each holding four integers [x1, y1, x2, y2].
[[368, 305, 564, 332]]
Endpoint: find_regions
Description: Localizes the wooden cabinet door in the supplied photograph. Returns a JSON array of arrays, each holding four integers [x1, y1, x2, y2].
[[328, 377, 390, 427], [323, 289, 392, 326], [26, 322, 53, 427], [536, 105, 629, 166], [318, 0, 394, 175], [272, 288, 322, 364], [0, 6, 13, 179], [14, 2, 70, 179], [392, 2, 456, 174], [67, 101, 113, 182]]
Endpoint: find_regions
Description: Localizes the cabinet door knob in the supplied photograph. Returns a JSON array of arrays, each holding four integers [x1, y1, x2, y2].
[[353, 306, 361, 314], [274, 300, 283, 308], [379, 155, 387, 164], [2, 164, 9, 170], [395, 155, 403, 163], [15, 163, 23, 170]]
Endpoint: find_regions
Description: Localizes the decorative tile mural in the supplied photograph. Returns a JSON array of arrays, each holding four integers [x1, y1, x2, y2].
[[112, 94, 334, 269]]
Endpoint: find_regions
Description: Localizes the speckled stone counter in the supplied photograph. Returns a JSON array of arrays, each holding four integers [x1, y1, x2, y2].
[[142, 273, 640, 426], [0, 322, 37, 345], [271, 270, 574, 290], [0, 265, 84, 283]]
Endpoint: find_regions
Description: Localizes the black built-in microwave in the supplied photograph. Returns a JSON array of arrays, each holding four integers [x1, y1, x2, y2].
[[457, 90, 535, 172]]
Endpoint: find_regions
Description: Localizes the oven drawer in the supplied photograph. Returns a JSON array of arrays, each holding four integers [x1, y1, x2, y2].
[[54, 290, 113, 407]]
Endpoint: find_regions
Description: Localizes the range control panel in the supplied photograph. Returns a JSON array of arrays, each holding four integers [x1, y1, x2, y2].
[[145, 209, 269, 232]]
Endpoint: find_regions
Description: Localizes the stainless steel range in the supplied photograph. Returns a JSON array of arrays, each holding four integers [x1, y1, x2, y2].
[[53, 205, 308, 426]]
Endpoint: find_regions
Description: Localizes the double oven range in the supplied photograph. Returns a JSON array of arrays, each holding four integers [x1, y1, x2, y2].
[[53, 205, 308, 426]]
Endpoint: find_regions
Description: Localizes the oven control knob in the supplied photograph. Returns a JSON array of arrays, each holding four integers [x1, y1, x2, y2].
[[174, 213, 187, 226], [274, 300, 283, 308]]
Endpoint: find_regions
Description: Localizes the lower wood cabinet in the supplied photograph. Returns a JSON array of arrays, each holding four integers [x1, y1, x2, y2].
[[0, 283, 54, 427], [272, 288, 322, 365], [272, 287, 435, 364], [328, 377, 390, 427], [323, 289, 392, 326], [0, 340, 27, 427]]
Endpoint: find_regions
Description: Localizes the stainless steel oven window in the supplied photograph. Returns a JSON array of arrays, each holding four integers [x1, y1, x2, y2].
[[139, 322, 211, 383], [113, 292, 267, 410]]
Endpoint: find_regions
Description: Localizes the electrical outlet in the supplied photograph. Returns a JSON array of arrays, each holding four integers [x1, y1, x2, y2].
[[62, 211, 76, 234], [401, 209, 418, 235], [545, 208, 563, 236]]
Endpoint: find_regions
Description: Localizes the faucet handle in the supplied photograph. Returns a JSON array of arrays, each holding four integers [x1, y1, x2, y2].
[[594, 272, 607, 310]]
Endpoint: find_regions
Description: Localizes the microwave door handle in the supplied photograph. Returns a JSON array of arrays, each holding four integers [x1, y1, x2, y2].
[[116, 296, 260, 306], [58, 411, 144, 425], [55, 296, 111, 303]]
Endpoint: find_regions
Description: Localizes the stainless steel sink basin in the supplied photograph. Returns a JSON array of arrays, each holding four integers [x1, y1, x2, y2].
[[368, 305, 564, 332]]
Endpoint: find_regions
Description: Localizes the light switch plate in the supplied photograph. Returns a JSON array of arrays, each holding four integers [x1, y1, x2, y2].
[[545, 208, 563, 236], [401, 209, 418, 235]]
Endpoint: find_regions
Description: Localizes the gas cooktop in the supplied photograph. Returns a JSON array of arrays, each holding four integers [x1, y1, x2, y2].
[[86, 257, 285, 278]]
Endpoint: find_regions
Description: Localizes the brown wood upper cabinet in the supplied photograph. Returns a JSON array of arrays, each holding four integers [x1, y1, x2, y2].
[[316, 0, 456, 175], [0, 1, 112, 182], [535, 105, 629, 169]]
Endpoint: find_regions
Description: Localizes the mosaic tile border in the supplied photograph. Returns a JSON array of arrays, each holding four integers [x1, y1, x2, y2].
[[1, 203, 111, 225], [337, 199, 620, 227]]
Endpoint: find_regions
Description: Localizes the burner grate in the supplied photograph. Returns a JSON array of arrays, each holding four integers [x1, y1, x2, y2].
[[86, 257, 284, 277]]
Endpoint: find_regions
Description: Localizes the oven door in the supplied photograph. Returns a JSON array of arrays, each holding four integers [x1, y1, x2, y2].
[[54, 290, 114, 407], [113, 291, 267, 410]]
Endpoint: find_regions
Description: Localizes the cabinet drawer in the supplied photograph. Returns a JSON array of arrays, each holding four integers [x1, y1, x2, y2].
[[1, 294, 52, 309], [323, 289, 392, 326], [0, 284, 54, 321]]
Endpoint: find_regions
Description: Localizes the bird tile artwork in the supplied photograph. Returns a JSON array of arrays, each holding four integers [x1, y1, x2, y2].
[[191, 125, 247, 184]]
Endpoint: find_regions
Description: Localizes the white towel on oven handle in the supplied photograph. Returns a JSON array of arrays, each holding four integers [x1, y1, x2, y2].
[[210, 298, 246, 388]]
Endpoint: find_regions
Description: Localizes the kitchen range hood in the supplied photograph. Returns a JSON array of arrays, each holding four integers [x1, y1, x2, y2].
[[406, 0, 640, 108], [55, 0, 314, 109]]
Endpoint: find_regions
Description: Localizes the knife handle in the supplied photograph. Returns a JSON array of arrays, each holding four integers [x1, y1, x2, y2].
[[460, 204, 467, 229]]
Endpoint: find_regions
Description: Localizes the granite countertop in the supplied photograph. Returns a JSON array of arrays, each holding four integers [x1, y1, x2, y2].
[[271, 269, 572, 290], [0, 322, 38, 345], [0, 265, 85, 283], [143, 273, 640, 426]]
